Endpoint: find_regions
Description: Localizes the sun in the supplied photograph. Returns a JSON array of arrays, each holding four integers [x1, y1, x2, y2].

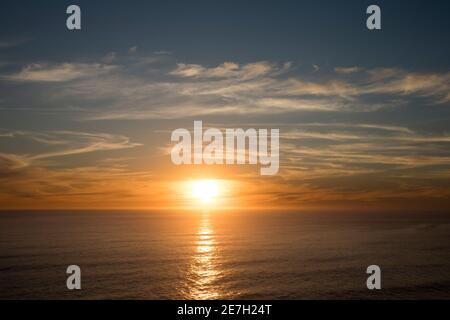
[[191, 179, 219, 204]]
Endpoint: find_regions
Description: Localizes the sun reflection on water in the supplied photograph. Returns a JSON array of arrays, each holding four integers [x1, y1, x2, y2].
[[186, 212, 222, 299]]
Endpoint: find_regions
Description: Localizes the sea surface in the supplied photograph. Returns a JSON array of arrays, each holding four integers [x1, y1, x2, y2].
[[0, 210, 449, 299]]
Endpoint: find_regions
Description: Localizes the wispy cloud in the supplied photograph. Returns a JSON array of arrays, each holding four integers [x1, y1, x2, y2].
[[169, 61, 281, 79], [3, 63, 118, 82], [0, 127, 151, 208], [0, 130, 141, 170], [334, 66, 363, 74], [0, 39, 28, 49], [76, 59, 450, 119], [1, 56, 449, 120], [1, 54, 449, 208], [279, 123, 450, 183]]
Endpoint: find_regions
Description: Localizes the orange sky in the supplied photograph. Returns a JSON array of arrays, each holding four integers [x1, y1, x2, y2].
[[1, 14, 450, 211]]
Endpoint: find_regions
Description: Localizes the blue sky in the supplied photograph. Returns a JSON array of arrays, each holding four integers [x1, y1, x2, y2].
[[1, 0, 449, 68]]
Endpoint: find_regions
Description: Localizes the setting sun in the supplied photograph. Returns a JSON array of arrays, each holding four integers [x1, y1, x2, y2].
[[191, 180, 219, 203]]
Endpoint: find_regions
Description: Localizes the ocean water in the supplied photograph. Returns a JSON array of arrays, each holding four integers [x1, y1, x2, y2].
[[0, 210, 449, 299]]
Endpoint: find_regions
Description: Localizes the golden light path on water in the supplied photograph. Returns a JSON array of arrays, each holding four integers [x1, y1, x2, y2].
[[186, 212, 222, 299]]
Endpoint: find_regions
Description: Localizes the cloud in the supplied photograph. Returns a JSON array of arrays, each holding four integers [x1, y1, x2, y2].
[[2, 54, 449, 209], [365, 71, 450, 102], [30, 131, 141, 161], [153, 50, 171, 55], [0, 153, 29, 170], [279, 123, 450, 183], [256, 98, 336, 111], [128, 46, 138, 54], [169, 61, 277, 79], [334, 66, 364, 74], [102, 52, 118, 64], [0, 130, 149, 208], [1, 56, 449, 121], [0, 39, 28, 48], [0, 162, 155, 208], [294, 123, 414, 134], [72, 61, 449, 119], [0, 130, 141, 169], [3, 63, 117, 82]]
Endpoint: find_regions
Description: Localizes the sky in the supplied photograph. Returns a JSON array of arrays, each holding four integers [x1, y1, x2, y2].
[[0, 0, 449, 210]]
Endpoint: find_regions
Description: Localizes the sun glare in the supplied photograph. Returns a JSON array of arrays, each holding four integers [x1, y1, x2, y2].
[[191, 179, 219, 204]]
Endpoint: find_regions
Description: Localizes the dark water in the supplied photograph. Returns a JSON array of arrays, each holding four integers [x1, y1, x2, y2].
[[0, 211, 449, 299]]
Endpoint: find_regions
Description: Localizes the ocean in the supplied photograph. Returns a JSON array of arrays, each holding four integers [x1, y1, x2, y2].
[[1, 210, 449, 299]]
